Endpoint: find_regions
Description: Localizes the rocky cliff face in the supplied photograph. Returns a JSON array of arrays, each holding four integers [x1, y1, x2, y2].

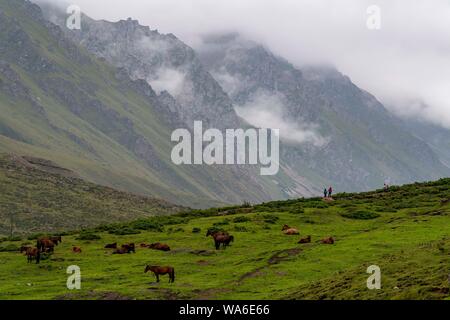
[[43, 9, 242, 131]]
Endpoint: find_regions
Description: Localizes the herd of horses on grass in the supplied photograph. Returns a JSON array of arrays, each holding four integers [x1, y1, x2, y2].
[[17, 222, 335, 283]]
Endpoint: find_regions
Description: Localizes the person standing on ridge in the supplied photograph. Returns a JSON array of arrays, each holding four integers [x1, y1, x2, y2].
[[323, 188, 328, 198], [328, 186, 333, 198]]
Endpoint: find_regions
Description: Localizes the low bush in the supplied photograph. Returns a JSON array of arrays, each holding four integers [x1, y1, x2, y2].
[[233, 216, 251, 223], [75, 232, 102, 240], [341, 211, 380, 220]]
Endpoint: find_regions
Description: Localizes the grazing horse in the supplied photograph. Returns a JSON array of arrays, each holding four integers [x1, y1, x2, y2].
[[298, 235, 311, 244], [121, 243, 135, 253], [112, 248, 128, 254], [321, 237, 335, 244], [282, 224, 299, 235], [208, 231, 234, 250], [20, 246, 31, 254], [104, 243, 117, 249], [72, 246, 82, 253], [50, 236, 62, 245], [140, 243, 149, 248], [37, 238, 55, 253], [26, 247, 40, 264], [148, 243, 170, 252], [113, 243, 135, 254], [144, 265, 175, 283]]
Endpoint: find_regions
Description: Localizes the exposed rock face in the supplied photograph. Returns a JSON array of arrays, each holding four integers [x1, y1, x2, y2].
[[44, 10, 243, 130]]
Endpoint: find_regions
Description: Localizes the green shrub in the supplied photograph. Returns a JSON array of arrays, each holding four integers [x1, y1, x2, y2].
[[262, 214, 279, 224], [341, 211, 380, 220], [289, 207, 304, 214], [0, 236, 22, 242], [0, 243, 20, 252], [192, 227, 201, 233], [27, 233, 47, 240], [213, 219, 230, 226], [234, 226, 249, 232], [108, 227, 140, 236], [76, 232, 102, 240], [233, 216, 251, 223], [131, 219, 163, 232], [207, 226, 225, 234]]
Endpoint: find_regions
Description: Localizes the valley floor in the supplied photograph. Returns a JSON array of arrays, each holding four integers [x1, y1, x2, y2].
[[0, 180, 449, 300]]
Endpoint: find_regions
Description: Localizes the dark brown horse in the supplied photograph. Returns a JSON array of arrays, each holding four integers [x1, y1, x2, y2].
[[72, 246, 82, 253], [50, 236, 62, 245], [148, 243, 170, 252], [113, 243, 135, 254], [208, 231, 234, 250], [37, 238, 54, 253], [298, 235, 311, 244], [321, 237, 335, 244], [20, 246, 31, 254], [144, 265, 175, 283], [121, 243, 135, 253], [26, 247, 40, 264], [104, 243, 117, 249], [112, 248, 128, 254]]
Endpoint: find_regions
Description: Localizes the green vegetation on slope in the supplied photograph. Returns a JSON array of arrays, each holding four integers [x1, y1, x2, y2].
[[0, 154, 183, 235], [0, 178, 449, 300]]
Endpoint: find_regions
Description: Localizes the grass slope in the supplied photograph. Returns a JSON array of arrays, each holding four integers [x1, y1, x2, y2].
[[0, 178, 449, 300], [0, 154, 183, 235]]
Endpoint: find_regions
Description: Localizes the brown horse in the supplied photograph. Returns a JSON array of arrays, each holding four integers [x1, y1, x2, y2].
[[72, 246, 82, 253], [105, 243, 117, 249], [37, 238, 54, 253], [104, 243, 117, 249], [298, 235, 311, 244], [140, 243, 149, 248], [113, 243, 135, 254], [20, 246, 31, 254], [26, 247, 40, 264], [321, 237, 335, 244], [208, 231, 234, 250], [112, 248, 128, 254], [148, 243, 170, 252], [282, 224, 299, 235], [50, 236, 62, 245], [144, 265, 175, 283], [121, 243, 135, 253]]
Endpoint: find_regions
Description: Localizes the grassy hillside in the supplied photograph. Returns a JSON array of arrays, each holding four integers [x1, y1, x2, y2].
[[0, 154, 183, 235], [0, 178, 448, 300]]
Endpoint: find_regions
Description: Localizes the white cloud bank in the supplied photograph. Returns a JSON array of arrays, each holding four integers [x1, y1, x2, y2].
[[235, 92, 327, 146], [37, 0, 450, 128]]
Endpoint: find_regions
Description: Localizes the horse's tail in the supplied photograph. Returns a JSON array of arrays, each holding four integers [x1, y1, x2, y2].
[[230, 236, 234, 243], [36, 250, 40, 264], [171, 268, 175, 282]]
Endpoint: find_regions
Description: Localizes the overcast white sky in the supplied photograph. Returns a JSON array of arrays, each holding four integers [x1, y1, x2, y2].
[[38, 0, 450, 128]]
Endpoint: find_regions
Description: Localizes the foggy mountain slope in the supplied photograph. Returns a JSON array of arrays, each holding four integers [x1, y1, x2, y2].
[[197, 34, 450, 191], [0, 0, 302, 209]]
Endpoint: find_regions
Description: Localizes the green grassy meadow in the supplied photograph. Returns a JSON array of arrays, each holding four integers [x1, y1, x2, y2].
[[0, 179, 449, 300]]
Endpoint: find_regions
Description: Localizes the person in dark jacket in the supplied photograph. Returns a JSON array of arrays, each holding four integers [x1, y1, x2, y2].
[[323, 188, 328, 198]]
